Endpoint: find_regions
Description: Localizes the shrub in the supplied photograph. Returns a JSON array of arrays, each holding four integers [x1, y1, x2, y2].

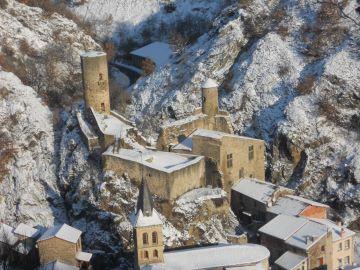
[[0, 0, 8, 9], [2, 40, 15, 57], [318, 98, 339, 122], [277, 24, 290, 38], [19, 39, 38, 57], [0, 133, 16, 182], [296, 74, 316, 95], [102, 41, 116, 62], [164, 3, 176, 13], [141, 59, 155, 75], [278, 64, 290, 78]]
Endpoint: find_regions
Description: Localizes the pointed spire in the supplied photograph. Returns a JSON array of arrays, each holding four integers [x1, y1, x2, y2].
[[136, 178, 154, 217]]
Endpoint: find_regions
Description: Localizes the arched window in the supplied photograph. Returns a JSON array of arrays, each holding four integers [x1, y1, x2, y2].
[[144, 251, 149, 259], [143, 233, 148, 245], [152, 231, 158, 244], [153, 249, 158, 258]]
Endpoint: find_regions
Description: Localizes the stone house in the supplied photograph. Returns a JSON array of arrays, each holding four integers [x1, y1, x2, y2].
[[274, 251, 308, 270], [231, 179, 293, 223], [37, 224, 92, 268], [133, 179, 271, 270], [157, 79, 233, 151], [310, 218, 355, 270], [172, 129, 265, 193], [259, 214, 332, 269], [102, 147, 205, 201]]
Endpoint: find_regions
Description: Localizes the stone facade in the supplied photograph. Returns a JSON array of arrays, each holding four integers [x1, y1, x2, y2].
[[157, 80, 233, 151], [37, 237, 81, 266], [81, 51, 110, 114], [329, 234, 354, 270], [134, 225, 164, 269], [102, 149, 206, 201]]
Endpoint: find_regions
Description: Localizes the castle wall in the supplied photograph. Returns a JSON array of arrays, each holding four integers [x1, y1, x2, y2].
[[37, 237, 79, 266], [220, 136, 265, 193], [102, 154, 205, 201], [81, 52, 110, 114]]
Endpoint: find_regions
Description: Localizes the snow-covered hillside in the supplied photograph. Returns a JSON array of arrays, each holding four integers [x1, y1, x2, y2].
[[124, 0, 360, 226]]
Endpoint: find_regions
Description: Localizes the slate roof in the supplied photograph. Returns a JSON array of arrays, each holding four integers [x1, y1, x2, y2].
[[286, 195, 329, 208], [275, 251, 307, 270], [137, 178, 154, 217], [232, 179, 278, 204], [37, 224, 82, 244], [310, 218, 355, 241], [259, 214, 328, 251], [130, 42, 172, 67]]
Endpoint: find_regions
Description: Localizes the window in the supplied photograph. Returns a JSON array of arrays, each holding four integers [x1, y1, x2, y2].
[[344, 256, 350, 265], [338, 242, 342, 251], [152, 231, 158, 244], [321, 245, 325, 252], [153, 249, 158, 258], [345, 239, 350, 249], [143, 233, 148, 245], [227, 154, 233, 168], [318, 257, 324, 266], [101, 103, 105, 111], [338, 258, 342, 268], [144, 251, 149, 259], [248, 145, 254, 160], [239, 168, 244, 178]]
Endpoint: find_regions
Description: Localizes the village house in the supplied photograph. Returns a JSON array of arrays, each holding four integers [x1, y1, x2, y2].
[[37, 224, 92, 268], [102, 147, 205, 201], [157, 78, 233, 151], [259, 214, 355, 270], [133, 178, 271, 270], [172, 129, 265, 193], [231, 179, 294, 223]]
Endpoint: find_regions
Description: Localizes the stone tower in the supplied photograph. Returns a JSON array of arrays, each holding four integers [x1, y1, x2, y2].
[[201, 78, 219, 117], [133, 179, 164, 269], [80, 51, 110, 114]]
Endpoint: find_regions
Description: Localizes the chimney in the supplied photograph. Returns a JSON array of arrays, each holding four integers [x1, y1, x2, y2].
[[306, 236, 313, 244]]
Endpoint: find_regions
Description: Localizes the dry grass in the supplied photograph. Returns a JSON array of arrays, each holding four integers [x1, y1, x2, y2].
[[19, 39, 38, 57], [141, 59, 156, 75], [0, 0, 7, 9], [318, 97, 339, 123], [296, 74, 317, 95]]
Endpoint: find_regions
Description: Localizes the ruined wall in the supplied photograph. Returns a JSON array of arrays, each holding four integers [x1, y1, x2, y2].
[[37, 237, 79, 266], [81, 51, 110, 114], [202, 87, 218, 116], [102, 154, 205, 201], [134, 225, 164, 269]]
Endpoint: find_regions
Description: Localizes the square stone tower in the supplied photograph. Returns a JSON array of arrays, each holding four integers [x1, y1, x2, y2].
[[80, 51, 110, 114], [133, 179, 164, 269]]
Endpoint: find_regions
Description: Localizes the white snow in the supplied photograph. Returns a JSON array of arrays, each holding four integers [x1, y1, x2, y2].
[[201, 78, 218, 89], [13, 223, 40, 238], [38, 224, 82, 244], [131, 42, 173, 67], [133, 209, 162, 228], [75, 251, 92, 262]]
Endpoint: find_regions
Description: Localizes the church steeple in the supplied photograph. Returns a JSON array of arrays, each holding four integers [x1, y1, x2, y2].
[[133, 178, 164, 269], [136, 178, 154, 217]]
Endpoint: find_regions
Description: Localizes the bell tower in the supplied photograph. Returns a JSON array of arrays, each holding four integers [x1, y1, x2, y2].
[[133, 179, 164, 269], [201, 78, 219, 117], [80, 51, 111, 114]]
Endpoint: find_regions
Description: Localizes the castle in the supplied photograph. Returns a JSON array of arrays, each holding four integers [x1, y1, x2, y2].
[[78, 50, 266, 201], [75, 51, 357, 270]]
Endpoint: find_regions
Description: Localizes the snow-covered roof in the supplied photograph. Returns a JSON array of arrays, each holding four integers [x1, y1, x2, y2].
[[37, 224, 82, 244], [92, 110, 130, 138], [80, 51, 106, 58], [201, 78, 219, 89], [0, 223, 18, 246], [103, 147, 203, 173], [231, 179, 278, 204], [141, 244, 269, 270], [75, 251, 92, 262], [162, 113, 207, 129], [259, 215, 328, 250], [310, 218, 355, 241], [259, 214, 308, 240], [275, 251, 307, 270], [13, 223, 40, 238], [173, 129, 262, 152], [130, 42, 173, 67], [286, 195, 329, 208], [40, 260, 79, 270], [133, 209, 162, 228]]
